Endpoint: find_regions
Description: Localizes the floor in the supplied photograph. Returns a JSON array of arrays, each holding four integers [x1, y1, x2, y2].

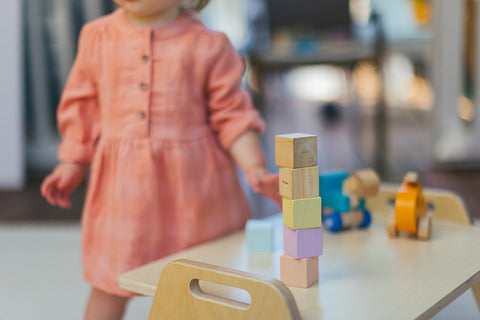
[[2, 68, 480, 319], [0, 224, 151, 320]]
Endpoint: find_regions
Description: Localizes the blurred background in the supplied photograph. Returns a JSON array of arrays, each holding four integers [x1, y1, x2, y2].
[[2, 0, 480, 319], [2, 0, 479, 220]]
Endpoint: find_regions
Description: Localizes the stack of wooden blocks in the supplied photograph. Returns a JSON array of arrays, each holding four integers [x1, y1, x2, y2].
[[275, 133, 323, 288]]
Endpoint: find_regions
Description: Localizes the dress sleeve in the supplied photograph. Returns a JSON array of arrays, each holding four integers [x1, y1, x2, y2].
[[206, 34, 265, 150], [56, 24, 101, 164]]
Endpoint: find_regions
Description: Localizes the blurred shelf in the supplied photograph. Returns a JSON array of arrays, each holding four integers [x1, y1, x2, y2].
[[249, 37, 432, 69]]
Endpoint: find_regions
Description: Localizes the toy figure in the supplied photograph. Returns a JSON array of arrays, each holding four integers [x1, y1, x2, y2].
[[321, 169, 380, 232], [386, 172, 431, 240], [40, 1, 280, 319]]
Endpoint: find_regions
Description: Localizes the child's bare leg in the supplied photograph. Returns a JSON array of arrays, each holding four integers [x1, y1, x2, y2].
[[84, 287, 130, 320]]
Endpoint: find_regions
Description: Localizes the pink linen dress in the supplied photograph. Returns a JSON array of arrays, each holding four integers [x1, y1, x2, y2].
[[56, 9, 264, 296]]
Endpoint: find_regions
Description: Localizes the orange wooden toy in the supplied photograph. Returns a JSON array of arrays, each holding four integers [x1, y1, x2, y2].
[[387, 172, 431, 240]]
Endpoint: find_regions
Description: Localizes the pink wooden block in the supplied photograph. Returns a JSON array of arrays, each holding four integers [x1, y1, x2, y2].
[[280, 254, 319, 288], [283, 225, 323, 259]]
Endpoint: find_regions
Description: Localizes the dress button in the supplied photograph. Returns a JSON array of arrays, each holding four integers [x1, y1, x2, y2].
[[140, 82, 148, 91], [138, 111, 146, 120], [141, 55, 149, 63]]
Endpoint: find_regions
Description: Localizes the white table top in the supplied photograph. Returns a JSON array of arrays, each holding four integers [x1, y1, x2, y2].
[[120, 211, 480, 320]]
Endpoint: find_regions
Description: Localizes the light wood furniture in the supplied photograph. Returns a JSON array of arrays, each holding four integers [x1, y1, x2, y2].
[[147, 259, 301, 320], [120, 187, 480, 319]]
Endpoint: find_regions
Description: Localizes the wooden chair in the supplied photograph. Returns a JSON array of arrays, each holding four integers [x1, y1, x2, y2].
[[147, 259, 301, 320]]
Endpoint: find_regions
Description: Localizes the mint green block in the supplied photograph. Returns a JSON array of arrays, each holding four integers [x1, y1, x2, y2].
[[246, 219, 275, 252]]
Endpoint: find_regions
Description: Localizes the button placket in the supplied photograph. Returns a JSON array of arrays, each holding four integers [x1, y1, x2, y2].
[[138, 63, 149, 122], [137, 30, 154, 136]]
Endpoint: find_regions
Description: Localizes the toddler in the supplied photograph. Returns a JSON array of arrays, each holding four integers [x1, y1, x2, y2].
[[41, 0, 280, 319]]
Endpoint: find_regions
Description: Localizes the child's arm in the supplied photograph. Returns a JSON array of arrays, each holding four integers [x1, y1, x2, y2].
[[229, 130, 281, 208], [41, 24, 100, 208], [203, 35, 280, 206]]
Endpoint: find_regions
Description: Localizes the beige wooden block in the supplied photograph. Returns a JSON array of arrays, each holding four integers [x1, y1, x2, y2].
[[275, 133, 317, 168], [280, 255, 319, 288], [279, 166, 319, 199], [283, 197, 322, 229]]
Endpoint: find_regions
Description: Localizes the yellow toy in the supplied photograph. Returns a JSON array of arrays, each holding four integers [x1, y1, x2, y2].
[[386, 172, 431, 240]]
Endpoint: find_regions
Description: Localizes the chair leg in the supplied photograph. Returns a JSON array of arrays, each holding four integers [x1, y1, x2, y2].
[[471, 281, 480, 312]]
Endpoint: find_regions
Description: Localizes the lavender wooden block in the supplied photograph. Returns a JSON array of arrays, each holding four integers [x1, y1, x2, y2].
[[283, 224, 323, 259]]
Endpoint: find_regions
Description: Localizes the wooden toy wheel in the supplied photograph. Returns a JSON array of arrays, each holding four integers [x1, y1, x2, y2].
[[386, 213, 398, 237], [417, 215, 431, 240]]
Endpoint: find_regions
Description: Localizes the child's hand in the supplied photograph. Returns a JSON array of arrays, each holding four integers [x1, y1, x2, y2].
[[258, 173, 282, 209], [229, 131, 281, 208], [41, 162, 87, 208], [245, 168, 281, 209]]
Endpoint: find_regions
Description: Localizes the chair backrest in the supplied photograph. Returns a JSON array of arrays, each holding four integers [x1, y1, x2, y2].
[[148, 259, 301, 320], [367, 184, 472, 226]]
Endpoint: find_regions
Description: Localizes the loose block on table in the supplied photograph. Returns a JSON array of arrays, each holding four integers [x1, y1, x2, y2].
[[279, 166, 319, 199], [283, 197, 322, 230], [283, 225, 323, 259], [280, 254, 319, 288], [275, 133, 317, 169], [245, 219, 275, 252]]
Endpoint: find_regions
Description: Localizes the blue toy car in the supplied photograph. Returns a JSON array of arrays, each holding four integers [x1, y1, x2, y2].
[[320, 169, 379, 233]]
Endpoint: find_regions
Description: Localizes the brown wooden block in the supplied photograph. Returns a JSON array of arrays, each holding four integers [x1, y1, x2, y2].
[[275, 133, 317, 169], [279, 166, 319, 199], [280, 254, 319, 288]]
